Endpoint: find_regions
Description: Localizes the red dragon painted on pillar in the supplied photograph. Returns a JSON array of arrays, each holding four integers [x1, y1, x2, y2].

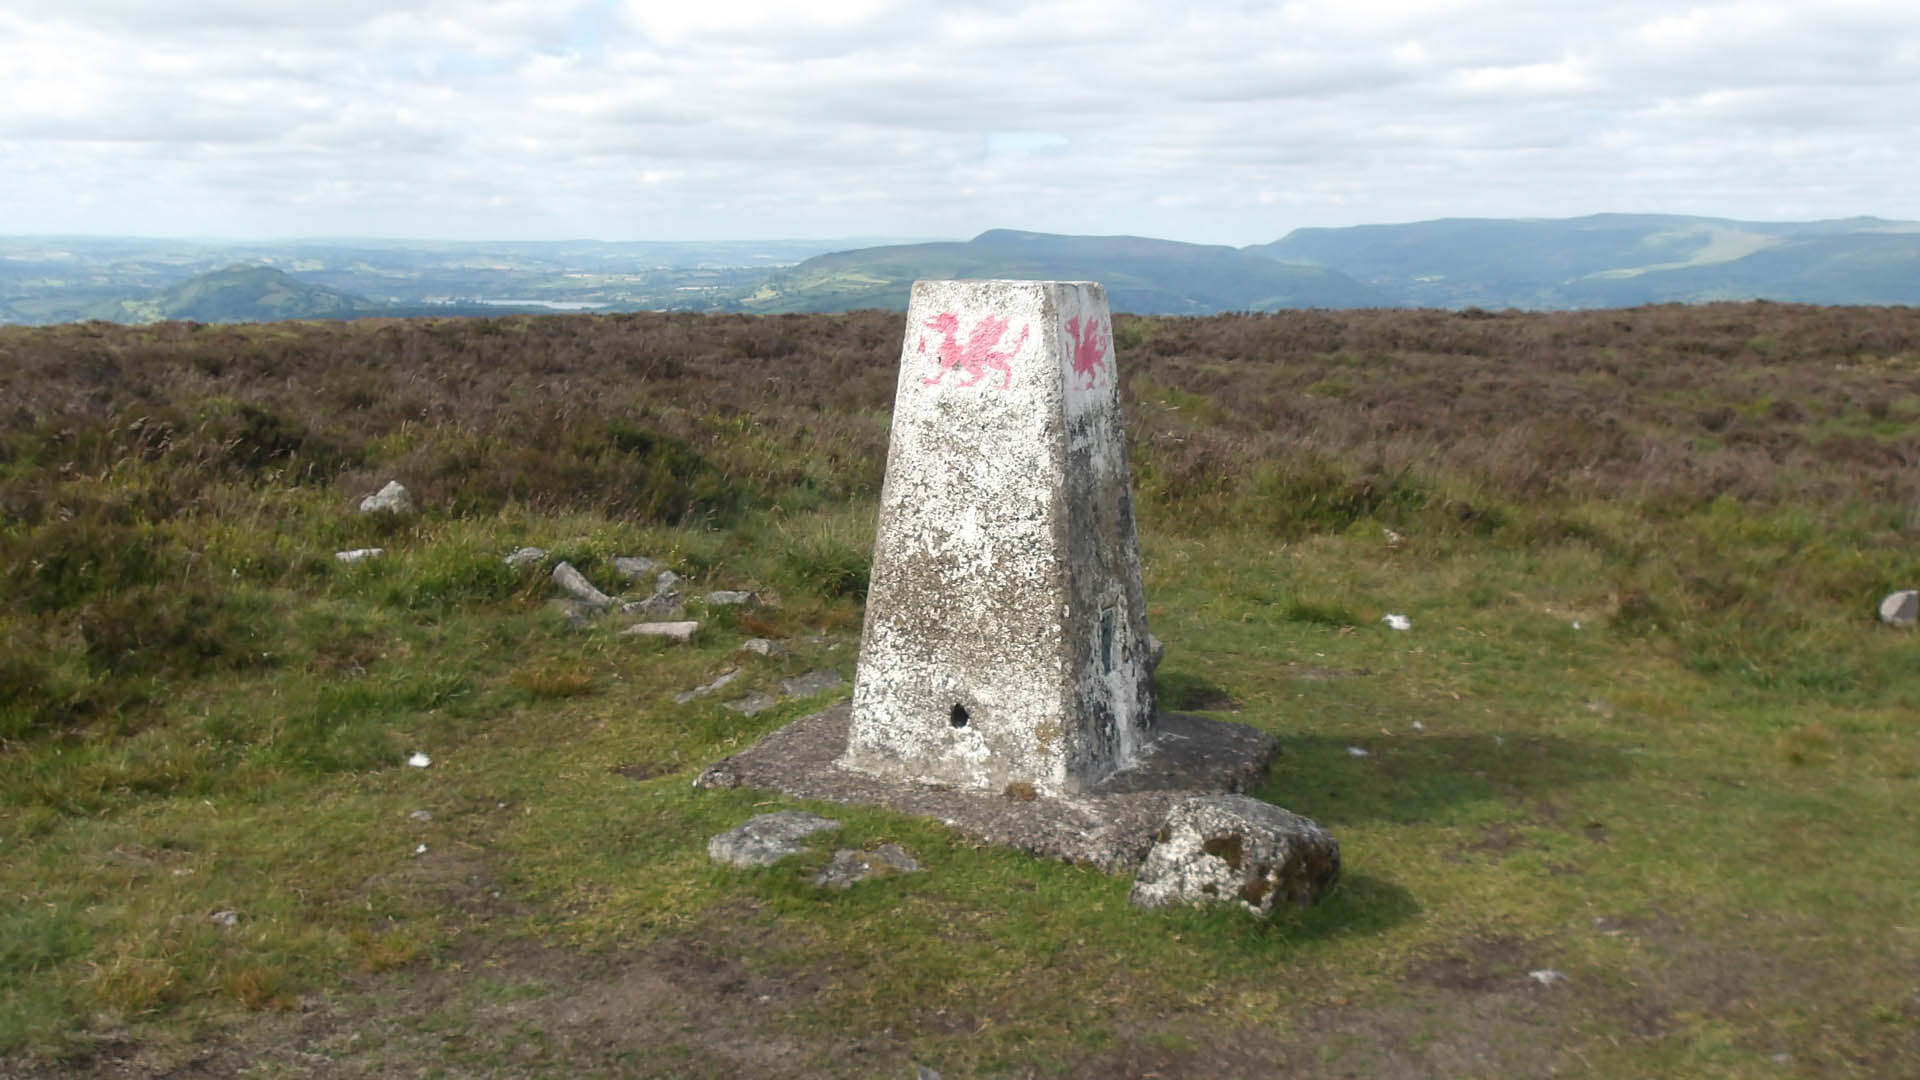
[[918, 312, 1029, 391], [1065, 315, 1108, 390]]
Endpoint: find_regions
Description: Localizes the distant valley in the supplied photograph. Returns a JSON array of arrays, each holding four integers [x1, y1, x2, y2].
[[6, 214, 1918, 324]]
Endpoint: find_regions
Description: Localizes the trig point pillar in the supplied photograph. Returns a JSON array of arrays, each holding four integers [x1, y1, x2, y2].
[[841, 280, 1156, 794]]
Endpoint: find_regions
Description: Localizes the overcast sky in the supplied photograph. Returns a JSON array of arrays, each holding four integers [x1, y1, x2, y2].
[[3, 0, 1917, 245]]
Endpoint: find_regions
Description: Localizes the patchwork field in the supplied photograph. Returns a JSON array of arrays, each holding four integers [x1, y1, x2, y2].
[[3, 303, 1919, 1077]]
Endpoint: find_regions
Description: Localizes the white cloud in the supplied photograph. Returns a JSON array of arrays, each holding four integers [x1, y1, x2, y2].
[[1, 0, 1916, 241]]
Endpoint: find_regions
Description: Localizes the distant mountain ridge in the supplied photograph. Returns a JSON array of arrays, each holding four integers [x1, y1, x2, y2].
[[1246, 213, 1920, 309], [739, 229, 1385, 314], [7, 215, 1919, 324]]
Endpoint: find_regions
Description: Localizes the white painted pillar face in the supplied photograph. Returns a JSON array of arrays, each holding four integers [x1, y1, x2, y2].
[[843, 280, 1155, 794]]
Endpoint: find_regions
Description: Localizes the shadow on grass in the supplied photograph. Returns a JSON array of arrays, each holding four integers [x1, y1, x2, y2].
[[1258, 733, 1633, 826]]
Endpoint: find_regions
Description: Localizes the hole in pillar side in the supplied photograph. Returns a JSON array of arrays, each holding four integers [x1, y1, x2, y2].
[[949, 703, 970, 728], [1099, 608, 1116, 674]]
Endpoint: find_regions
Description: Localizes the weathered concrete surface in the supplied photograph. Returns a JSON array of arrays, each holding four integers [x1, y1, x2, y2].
[[1128, 795, 1340, 915], [696, 704, 1279, 872], [844, 280, 1154, 797], [707, 810, 841, 868]]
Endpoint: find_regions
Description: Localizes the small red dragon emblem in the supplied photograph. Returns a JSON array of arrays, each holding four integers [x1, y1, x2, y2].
[[918, 312, 1029, 391], [1065, 315, 1108, 390]]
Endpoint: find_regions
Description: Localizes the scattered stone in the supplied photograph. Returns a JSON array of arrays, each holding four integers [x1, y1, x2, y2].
[[334, 547, 384, 563], [1129, 795, 1340, 916], [1879, 589, 1918, 628], [654, 569, 682, 596], [915, 1066, 942, 1080], [621, 620, 699, 644], [707, 810, 841, 868], [549, 598, 593, 629], [503, 546, 548, 569], [612, 555, 662, 580], [358, 480, 413, 515], [414, 844, 428, 856], [406, 752, 431, 768], [738, 637, 789, 657], [1586, 699, 1615, 717], [551, 561, 613, 611], [620, 594, 683, 618], [724, 692, 778, 717], [781, 669, 845, 698], [1146, 633, 1165, 672], [1382, 613, 1412, 631], [1528, 968, 1568, 986], [208, 910, 240, 929], [706, 589, 756, 607], [1346, 746, 1370, 757], [1383, 527, 1405, 547], [1410, 720, 1425, 732], [407, 809, 432, 823], [812, 843, 921, 889], [674, 667, 742, 704]]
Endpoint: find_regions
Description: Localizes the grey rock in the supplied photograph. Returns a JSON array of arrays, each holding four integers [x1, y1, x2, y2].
[[208, 910, 240, 929], [1146, 633, 1165, 672], [738, 637, 789, 657], [621, 621, 699, 644], [812, 843, 921, 889], [407, 809, 432, 823], [620, 594, 684, 618], [706, 590, 756, 607], [1879, 589, 1918, 628], [707, 810, 840, 868], [780, 669, 845, 698], [334, 547, 384, 563], [723, 692, 778, 716], [548, 598, 593, 629], [358, 480, 413, 515], [915, 1068, 941, 1080], [503, 546, 548, 569], [1528, 968, 1568, 986], [675, 667, 742, 704], [612, 555, 662, 580], [1130, 795, 1340, 916], [552, 561, 613, 611], [654, 569, 682, 596]]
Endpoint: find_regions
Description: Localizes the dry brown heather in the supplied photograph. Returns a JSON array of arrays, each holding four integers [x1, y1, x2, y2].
[[4, 303, 1918, 532]]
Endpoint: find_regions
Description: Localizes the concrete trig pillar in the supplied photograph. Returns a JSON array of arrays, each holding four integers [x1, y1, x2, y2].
[[842, 280, 1156, 795]]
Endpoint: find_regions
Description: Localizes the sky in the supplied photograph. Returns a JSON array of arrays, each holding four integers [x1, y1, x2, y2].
[[3, 0, 1918, 245]]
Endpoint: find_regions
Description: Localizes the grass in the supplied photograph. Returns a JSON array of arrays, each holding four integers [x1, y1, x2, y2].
[[3, 305, 1920, 1075]]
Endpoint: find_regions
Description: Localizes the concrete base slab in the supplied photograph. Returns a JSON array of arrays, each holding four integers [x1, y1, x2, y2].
[[694, 704, 1280, 872]]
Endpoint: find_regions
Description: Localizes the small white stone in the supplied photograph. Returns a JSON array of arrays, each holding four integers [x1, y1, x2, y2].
[[408, 809, 432, 822], [208, 910, 239, 929], [1346, 746, 1370, 757], [1411, 721, 1425, 732], [358, 480, 413, 514], [334, 547, 384, 563], [1528, 969, 1567, 986], [406, 752, 431, 768], [1382, 613, 1411, 631], [503, 546, 548, 569], [620, 620, 699, 644], [414, 844, 428, 856]]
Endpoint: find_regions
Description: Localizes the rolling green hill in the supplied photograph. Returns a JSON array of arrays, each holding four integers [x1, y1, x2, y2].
[[86, 264, 379, 323], [1247, 213, 1920, 309], [738, 229, 1386, 314]]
